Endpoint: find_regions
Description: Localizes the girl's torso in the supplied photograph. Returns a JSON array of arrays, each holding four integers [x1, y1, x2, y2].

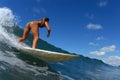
[[27, 19, 45, 28]]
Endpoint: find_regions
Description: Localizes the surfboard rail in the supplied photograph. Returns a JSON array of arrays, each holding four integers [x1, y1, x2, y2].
[[20, 47, 79, 62]]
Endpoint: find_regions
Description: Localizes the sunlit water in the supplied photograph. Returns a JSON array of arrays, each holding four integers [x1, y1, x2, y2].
[[0, 7, 120, 80], [0, 7, 62, 80]]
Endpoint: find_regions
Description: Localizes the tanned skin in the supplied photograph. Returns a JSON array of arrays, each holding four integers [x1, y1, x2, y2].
[[17, 17, 51, 48]]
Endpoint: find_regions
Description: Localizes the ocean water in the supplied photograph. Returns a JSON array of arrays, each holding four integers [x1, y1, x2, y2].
[[0, 7, 120, 80]]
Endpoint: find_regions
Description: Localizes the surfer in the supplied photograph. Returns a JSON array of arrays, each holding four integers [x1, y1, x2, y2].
[[17, 17, 51, 48]]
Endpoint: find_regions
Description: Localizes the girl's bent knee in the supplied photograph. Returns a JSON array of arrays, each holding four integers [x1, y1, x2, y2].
[[22, 36, 27, 40], [34, 37, 39, 40]]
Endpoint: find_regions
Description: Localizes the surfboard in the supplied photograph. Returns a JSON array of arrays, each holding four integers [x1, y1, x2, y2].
[[20, 47, 79, 62]]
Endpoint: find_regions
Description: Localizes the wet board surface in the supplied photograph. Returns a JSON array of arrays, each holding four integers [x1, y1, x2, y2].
[[20, 47, 79, 62]]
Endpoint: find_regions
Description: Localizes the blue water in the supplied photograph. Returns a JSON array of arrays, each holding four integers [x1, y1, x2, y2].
[[0, 7, 120, 80], [0, 25, 120, 80]]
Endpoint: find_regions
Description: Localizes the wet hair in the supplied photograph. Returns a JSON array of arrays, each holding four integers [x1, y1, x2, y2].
[[43, 17, 49, 22]]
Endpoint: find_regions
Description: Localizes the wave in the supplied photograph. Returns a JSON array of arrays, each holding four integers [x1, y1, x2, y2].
[[0, 7, 62, 80], [1, 7, 120, 80]]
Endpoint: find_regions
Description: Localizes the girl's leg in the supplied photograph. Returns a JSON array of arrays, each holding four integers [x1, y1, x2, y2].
[[31, 26, 39, 48], [17, 25, 30, 42]]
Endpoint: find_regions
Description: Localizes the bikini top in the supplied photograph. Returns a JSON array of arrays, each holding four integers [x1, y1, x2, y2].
[[38, 18, 46, 28]]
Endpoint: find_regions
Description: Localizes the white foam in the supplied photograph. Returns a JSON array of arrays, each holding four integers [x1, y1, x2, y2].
[[0, 7, 16, 27], [0, 50, 49, 75], [0, 7, 28, 48], [0, 7, 49, 75], [0, 7, 59, 77]]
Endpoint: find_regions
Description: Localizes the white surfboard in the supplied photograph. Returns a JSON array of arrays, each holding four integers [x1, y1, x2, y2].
[[20, 47, 79, 62]]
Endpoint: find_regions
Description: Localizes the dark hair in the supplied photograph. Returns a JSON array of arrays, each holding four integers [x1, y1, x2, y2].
[[43, 17, 49, 22]]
